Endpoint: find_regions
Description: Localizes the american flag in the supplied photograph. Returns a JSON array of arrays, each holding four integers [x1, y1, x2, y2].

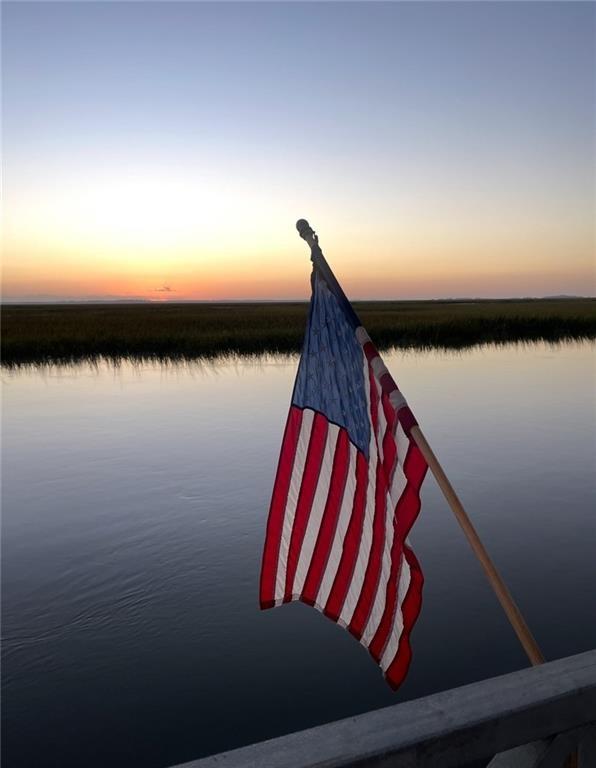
[[260, 247, 428, 690]]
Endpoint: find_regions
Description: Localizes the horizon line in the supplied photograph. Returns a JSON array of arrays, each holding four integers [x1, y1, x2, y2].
[[2, 294, 594, 306]]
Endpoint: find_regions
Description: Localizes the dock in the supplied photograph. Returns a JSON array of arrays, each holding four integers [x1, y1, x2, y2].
[[170, 649, 596, 768]]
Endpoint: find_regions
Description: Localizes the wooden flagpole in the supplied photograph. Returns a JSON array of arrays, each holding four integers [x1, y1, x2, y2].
[[296, 218, 545, 668], [409, 426, 544, 666]]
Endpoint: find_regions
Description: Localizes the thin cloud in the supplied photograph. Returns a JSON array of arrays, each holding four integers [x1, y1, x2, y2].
[[154, 285, 175, 293]]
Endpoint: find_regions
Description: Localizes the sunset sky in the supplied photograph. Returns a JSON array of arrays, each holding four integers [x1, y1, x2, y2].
[[3, 1, 595, 301]]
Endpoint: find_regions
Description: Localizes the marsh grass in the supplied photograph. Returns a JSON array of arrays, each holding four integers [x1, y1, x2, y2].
[[2, 299, 595, 366]]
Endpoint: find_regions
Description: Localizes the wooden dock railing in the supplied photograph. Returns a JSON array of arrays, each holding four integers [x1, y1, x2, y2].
[[170, 649, 596, 768]]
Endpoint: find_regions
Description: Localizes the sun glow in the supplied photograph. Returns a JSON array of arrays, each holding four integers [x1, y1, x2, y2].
[[3, 162, 316, 299], [2, 1, 594, 302], [7, 165, 289, 256], [5, 142, 593, 301]]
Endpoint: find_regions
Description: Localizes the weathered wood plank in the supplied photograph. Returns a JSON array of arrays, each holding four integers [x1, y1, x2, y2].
[[169, 650, 596, 768]]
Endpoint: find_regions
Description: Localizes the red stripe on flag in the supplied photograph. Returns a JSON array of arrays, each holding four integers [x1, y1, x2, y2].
[[384, 545, 424, 690], [323, 451, 368, 622], [301, 430, 350, 606], [283, 412, 328, 602], [367, 535, 405, 662], [362, 341, 378, 363], [397, 405, 418, 435], [368, 365, 379, 436], [382, 430, 397, 485], [379, 372, 397, 395], [368, 444, 427, 660], [259, 407, 303, 609], [348, 461, 387, 640], [345, 366, 385, 637], [380, 392, 398, 484], [381, 391, 397, 432], [403, 441, 427, 490]]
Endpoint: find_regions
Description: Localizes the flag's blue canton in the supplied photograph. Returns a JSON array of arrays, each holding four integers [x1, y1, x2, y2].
[[292, 275, 370, 457]]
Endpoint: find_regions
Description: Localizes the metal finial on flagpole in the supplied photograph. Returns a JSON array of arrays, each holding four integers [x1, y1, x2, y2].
[[296, 219, 319, 254]]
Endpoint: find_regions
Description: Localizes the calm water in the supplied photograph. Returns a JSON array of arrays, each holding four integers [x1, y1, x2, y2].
[[2, 342, 595, 768]]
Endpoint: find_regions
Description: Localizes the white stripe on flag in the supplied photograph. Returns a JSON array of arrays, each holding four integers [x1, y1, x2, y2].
[[359, 375, 394, 646], [389, 389, 407, 411], [395, 421, 410, 468], [274, 408, 315, 604], [390, 462, 408, 508], [375, 373, 388, 465], [360, 487, 395, 646], [363, 415, 415, 651], [338, 353, 378, 628], [315, 444, 357, 611], [380, 554, 411, 671], [292, 425, 340, 597], [370, 355, 389, 381]]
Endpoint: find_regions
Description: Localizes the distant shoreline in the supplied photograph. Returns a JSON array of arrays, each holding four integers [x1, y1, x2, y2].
[[2, 295, 594, 305], [2, 298, 595, 366]]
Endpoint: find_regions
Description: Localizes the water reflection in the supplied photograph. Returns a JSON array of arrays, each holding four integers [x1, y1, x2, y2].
[[2, 341, 595, 768]]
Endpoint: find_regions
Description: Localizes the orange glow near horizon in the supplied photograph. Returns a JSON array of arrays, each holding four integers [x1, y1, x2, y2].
[[3, 164, 594, 301], [3, 2, 595, 302], [4, 247, 595, 302]]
